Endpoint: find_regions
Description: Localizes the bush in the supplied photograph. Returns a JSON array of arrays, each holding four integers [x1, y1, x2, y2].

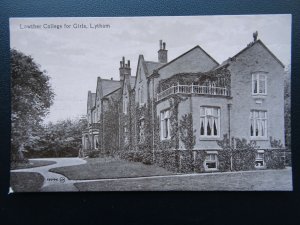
[[86, 150, 100, 158]]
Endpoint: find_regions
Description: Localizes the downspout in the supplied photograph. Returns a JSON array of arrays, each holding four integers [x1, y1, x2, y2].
[[189, 94, 194, 171], [227, 103, 232, 171], [118, 96, 121, 154], [227, 103, 232, 141], [101, 99, 104, 153], [152, 77, 155, 162]]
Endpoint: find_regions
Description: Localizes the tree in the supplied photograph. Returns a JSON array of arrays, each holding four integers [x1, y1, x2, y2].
[[27, 117, 87, 158], [284, 64, 291, 151], [11, 49, 54, 162]]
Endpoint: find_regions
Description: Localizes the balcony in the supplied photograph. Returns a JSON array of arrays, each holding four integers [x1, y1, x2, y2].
[[157, 84, 230, 101]]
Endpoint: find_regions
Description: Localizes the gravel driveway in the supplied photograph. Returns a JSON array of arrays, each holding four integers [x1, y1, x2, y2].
[[11, 158, 87, 192]]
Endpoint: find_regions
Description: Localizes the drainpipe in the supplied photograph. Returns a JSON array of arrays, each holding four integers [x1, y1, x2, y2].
[[118, 97, 121, 154], [227, 103, 232, 171], [152, 77, 155, 162], [227, 103, 232, 141]]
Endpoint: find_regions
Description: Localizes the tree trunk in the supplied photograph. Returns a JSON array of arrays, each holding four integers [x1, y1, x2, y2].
[[18, 143, 25, 162]]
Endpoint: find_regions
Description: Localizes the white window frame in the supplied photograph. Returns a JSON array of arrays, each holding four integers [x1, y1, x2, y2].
[[94, 135, 99, 150], [160, 109, 171, 140], [204, 152, 218, 171], [252, 72, 267, 95], [250, 110, 267, 139], [124, 125, 129, 145], [200, 106, 220, 138], [255, 150, 265, 168], [139, 119, 145, 143]]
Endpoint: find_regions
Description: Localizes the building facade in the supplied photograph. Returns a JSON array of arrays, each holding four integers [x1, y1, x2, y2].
[[81, 37, 287, 172]]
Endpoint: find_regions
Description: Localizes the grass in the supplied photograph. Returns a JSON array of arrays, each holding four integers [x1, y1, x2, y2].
[[74, 168, 293, 191], [10, 172, 45, 192], [50, 157, 175, 180], [11, 159, 56, 170]]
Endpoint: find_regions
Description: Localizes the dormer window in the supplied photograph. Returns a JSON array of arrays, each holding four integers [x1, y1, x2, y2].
[[252, 72, 267, 95]]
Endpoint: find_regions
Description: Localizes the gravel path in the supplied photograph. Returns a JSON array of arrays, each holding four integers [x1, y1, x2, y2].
[[10, 158, 293, 192], [11, 158, 87, 192]]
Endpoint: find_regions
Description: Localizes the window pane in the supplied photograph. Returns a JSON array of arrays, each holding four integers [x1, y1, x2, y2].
[[200, 118, 205, 135], [207, 118, 212, 136], [165, 110, 170, 118], [211, 154, 216, 160], [206, 108, 212, 116], [213, 119, 218, 136], [200, 107, 205, 116], [206, 162, 216, 169], [259, 79, 265, 93], [212, 108, 218, 117], [253, 79, 258, 93]]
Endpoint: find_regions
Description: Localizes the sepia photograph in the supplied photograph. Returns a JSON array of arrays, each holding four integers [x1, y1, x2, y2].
[[9, 15, 292, 192]]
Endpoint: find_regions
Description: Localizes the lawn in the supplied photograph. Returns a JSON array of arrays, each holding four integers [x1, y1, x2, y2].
[[50, 157, 175, 180], [74, 168, 293, 191], [10, 172, 45, 192], [11, 159, 56, 170]]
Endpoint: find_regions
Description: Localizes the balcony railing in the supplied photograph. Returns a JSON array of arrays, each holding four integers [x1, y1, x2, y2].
[[157, 85, 230, 101]]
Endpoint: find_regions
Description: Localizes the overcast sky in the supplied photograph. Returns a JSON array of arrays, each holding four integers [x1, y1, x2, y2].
[[10, 15, 291, 123]]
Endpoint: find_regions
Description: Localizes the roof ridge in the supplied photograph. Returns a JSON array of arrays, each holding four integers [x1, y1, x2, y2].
[[221, 39, 284, 68], [149, 45, 219, 76]]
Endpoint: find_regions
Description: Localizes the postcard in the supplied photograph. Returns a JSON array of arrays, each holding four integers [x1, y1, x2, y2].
[[9, 15, 292, 192]]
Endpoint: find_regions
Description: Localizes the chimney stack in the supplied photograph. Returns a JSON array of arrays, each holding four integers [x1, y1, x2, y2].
[[158, 40, 168, 63], [119, 56, 131, 84]]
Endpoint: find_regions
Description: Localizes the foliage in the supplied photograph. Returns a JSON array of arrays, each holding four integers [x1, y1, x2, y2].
[[102, 97, 120, 156], [25, 117, 87, 158], [11, 49, 55, 162], [269, 136, 284, 148], [217, 134, 257, 171], [179, 113, 196, 150], [284, 65, 291, 151]]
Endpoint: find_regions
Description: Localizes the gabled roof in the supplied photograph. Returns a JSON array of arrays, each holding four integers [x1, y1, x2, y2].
[[102, 87, 121, 99], [219, 39, 285, 68], [144, 61, 164, 77], [148, 45, 219, 77], [101, 79, 120, 96]]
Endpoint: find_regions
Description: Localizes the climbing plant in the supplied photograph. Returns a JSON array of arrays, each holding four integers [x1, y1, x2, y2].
[[179, 113, 196, 150]]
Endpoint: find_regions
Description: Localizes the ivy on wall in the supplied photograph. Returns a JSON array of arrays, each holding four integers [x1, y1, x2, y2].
[[217, 134, 257, 171], [179, 113, 196, 150]]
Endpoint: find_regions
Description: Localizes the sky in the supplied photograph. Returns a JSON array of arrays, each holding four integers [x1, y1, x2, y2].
[[9, 15, 291, 123]]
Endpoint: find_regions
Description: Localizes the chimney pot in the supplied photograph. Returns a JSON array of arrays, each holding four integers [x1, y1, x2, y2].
[[111, 77, 113, 80], [128, 60, 130, 67], [159, 40, 163, 49], [163, 42, 166, 50]]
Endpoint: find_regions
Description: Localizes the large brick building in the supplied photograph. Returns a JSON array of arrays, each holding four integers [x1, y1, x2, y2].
[[81, 36, 286, 173]]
